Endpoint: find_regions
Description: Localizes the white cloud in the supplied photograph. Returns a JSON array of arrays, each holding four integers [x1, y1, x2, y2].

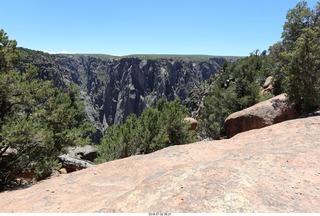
[[56, 50, 71, 54], [39, 50, 72, 54]]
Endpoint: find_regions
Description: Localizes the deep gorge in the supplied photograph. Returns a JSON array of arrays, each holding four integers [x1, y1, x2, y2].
[[19, 48, 236, 140]]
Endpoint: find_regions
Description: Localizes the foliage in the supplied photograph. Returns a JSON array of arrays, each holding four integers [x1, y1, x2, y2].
[[199, 83, 238, 139], [199, 52, 267, 139], [0, 30, 95, 189], [95, 99, 196, 163], [0, 29, 19, 72], [199, 1, 320, 138], [281, 1, 320, 112], [282, 1, 312, 50]]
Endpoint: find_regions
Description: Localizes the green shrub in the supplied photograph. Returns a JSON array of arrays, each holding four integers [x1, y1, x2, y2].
[[199, 52, 265, 139], [95, 99, 197, 163]]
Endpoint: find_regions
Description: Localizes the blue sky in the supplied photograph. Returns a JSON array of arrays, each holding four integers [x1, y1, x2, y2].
[[1, 0, 319, 56]]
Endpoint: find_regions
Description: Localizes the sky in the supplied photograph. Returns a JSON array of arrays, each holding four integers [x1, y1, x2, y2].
[[0, 0, 319, 56]]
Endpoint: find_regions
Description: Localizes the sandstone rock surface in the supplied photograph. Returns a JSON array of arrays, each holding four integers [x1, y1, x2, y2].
[[224, 93, 297, 138], [0, 116, 319, 213]]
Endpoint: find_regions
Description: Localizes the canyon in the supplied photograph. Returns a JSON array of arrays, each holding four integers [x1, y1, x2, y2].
[[20, 49, 236, 140]]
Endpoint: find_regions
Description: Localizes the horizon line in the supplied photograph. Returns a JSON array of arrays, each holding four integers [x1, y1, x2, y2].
[[18, 47, 247, 58]]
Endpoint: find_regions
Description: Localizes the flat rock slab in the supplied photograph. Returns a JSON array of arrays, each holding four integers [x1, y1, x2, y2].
[[0, 116, 320, 213]]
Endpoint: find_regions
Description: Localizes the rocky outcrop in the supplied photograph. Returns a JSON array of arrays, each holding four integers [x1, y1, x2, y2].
[[19, 48, 230, 140], [57, 145, 97, 173], [0, 116, 319, 213], [260, 76, 275, 95], [263, 76, 274, 88], [57, 154, 94, 173], [67, 145, 98, 162], [224, 93, 297, 138]]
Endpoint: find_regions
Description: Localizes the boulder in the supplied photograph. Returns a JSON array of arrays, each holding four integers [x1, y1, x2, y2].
[[184, 117, 198, 131], [262, 76, 274, 88], [58, 154, 95, 173], [67, 145, 98, 162], [224, 93, 297, 138], [59, 168, 68, 174], [259, 84, 274, 95], [260, 76, 275, 95], [50, 170, 60, 178]]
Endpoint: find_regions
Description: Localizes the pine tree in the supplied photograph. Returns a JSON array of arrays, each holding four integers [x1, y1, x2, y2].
[[96, 99, 196, 163], [0, 29, 95, 188], [281, 2, 320, 112]]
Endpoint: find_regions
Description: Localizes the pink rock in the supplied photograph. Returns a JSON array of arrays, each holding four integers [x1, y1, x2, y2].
[[0, 116, 319, 213], [224, 93, 297, 138]]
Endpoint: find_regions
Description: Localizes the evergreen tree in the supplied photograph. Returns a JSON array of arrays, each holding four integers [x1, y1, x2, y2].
[[282, 1, 312, 51], [199, 52, 266, 139], [0, 29, 95, 189], [96, 99, 196, 163], [283, 26, 320, 112], [199, 83, 238, 139], [0, 29, 19, 72], [281, 1, 320, 112]]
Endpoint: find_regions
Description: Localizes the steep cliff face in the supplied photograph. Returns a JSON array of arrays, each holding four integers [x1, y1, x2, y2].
[[101, 57, 223, 126], [19, 49, 228, 138]]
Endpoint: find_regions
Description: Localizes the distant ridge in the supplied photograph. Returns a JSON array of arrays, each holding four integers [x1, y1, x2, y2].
[[18, 47, 243, 61], [61, 53, 243, 61]]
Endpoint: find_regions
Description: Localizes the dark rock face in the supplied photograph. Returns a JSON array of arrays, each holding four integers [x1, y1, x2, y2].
[[20, 49, 226, 140], [101, 58, 222, 126], [224, 93, 298, 138]]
